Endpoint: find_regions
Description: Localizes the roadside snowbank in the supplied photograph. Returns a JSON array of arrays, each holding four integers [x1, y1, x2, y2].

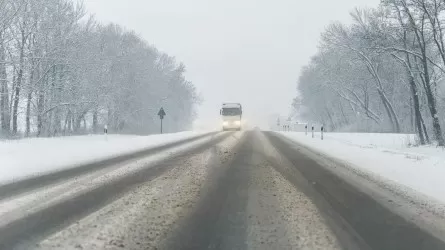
[[278, 132, 445, 204], [0, 132, 208, 184]]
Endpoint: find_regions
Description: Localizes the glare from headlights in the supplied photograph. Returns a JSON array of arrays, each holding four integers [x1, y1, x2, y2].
[[223, 121, 229, 126], [235, 120, 241, 125]]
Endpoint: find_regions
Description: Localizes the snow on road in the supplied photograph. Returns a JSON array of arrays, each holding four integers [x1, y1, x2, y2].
[[278, 132, 445, 205], [246, 133, 341, 250], [0, 131, 209, 184], [35, 132, 242, 250], [0, 133, 223, 230], [37, 131, 342, 250]]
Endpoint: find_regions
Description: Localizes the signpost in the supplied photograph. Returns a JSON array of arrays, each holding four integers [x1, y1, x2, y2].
[[158, 107, 166, 134]]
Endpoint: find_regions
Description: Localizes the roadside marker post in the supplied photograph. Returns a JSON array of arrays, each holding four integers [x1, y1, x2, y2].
[[321, 125, 324, 140], [305, 125, 307, 135], [104, 125, 108, 141], [312, 125, 314, 138]]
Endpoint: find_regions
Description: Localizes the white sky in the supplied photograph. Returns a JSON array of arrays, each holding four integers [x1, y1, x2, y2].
[[84, 0, 379, 130]]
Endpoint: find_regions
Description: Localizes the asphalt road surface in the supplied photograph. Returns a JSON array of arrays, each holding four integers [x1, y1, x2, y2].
[[1, 131, 445, 250]]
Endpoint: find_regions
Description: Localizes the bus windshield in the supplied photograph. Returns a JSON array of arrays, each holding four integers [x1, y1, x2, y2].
[[222, 108, 241, 116]]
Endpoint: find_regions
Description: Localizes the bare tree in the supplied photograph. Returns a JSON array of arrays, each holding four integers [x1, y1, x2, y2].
[[387, 0, 445, 146], [0, 0, 199, 138]]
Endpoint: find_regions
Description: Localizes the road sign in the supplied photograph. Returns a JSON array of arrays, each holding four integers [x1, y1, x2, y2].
[[158, 107, 166, 120], [158, 107, 166, 134]]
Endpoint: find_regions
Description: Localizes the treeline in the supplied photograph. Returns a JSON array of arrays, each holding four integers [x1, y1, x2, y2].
[[295, 0, 445, 146], [0, 0, 199, 138]]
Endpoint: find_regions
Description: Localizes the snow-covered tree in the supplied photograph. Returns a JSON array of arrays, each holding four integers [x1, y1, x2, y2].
[[0, 0, 198, 138], [296, 1, 445, 146]]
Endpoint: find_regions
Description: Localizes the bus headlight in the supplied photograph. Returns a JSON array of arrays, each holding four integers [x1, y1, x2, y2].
[[235, 120, 241, 126], [223, 121, 229, 126]]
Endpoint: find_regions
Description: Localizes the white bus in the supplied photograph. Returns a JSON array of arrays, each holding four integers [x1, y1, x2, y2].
[[220, 103, 242, 131]]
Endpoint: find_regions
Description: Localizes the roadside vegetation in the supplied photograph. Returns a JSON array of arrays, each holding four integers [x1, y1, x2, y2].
[[295, 0, 445, 146]]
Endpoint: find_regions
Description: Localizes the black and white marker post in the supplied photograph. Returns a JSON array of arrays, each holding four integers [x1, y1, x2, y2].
[[321, 125, 324, 140], [312, 125, 314, 138], [158, 107, 166, 134], [104, 125, 108, 140], [305, 124, 308, 135]]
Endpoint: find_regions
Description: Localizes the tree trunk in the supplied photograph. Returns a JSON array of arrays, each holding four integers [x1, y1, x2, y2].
[[74, 116, 81, 133], [406, 4, 445, 146], [12, 70, 22, 135], [66, 111, 72, 134], [63, 111, 69, 135], [52, 65, 62, 137], [394, 31, 427, 143], [93, 110, 98, 133], [74, 112, 85, 133], [25, 64, 36, 137], [0, 36, 10, 135], [420, 114, 430, 144], [424, 85, 444, 146], [378, 91, 397, 132], [71, 115, 75, 133], [383, 92, 401, 133], [25, 91, 32, 137], [410, 97, 414, 132], [420, 46, 444, 146], [404, 54, 425, 144], [12, 26, 28, 135], [37, 91, 45, 137], [409, 78, 425, 144]]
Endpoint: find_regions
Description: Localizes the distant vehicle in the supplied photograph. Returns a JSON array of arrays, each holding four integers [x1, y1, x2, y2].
[[220, 103, 242, 131]]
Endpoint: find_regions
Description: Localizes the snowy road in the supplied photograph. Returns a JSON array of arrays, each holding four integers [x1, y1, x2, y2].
[[1, 131, 445, 250]]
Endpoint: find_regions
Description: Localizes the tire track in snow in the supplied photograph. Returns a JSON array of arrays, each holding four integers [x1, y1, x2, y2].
[[0, 132, 231, 250], [32, 132, 243, 250]]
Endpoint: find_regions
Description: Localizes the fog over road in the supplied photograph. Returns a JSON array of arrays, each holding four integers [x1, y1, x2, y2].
[[1, 131, 444, 250]]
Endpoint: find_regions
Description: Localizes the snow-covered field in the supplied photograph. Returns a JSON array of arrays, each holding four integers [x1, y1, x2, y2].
[[278, 132, 445, 204], [0, 132, 209, 184]]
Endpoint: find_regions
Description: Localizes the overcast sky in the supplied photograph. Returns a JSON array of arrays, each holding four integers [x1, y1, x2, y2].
[[84, 0, 379, 129]]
